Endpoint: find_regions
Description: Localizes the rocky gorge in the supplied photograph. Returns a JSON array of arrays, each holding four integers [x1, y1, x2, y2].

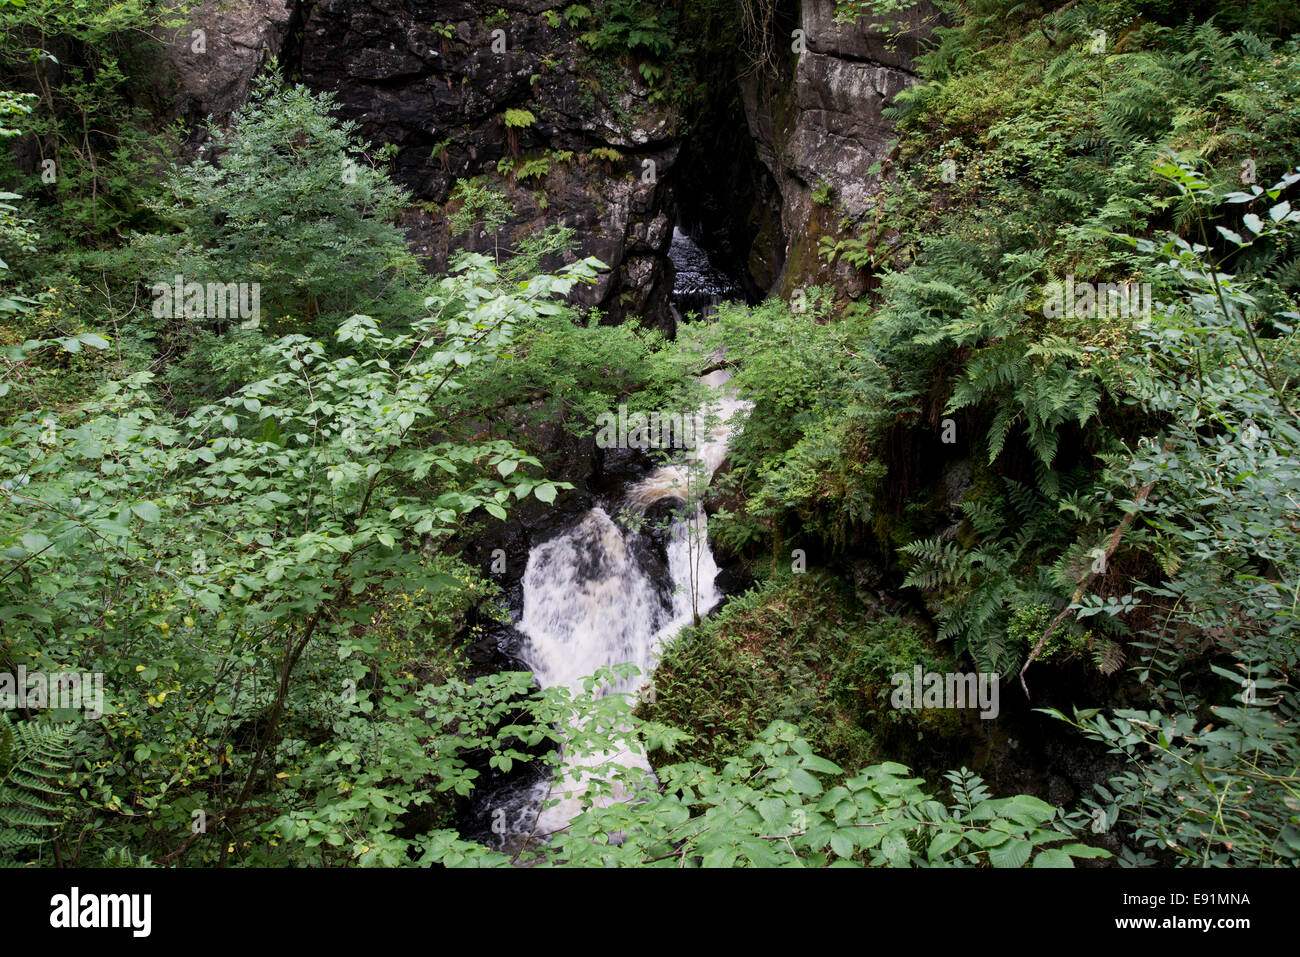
[[162, 0, 937, 330], [155, 0, 1119, 819]]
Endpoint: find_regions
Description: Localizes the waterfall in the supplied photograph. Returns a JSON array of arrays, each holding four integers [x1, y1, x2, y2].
[[475, 231, 749, 854], [668, 226, 745, 320], [497, 378, 746, 847], [515, 501, 724, 701]]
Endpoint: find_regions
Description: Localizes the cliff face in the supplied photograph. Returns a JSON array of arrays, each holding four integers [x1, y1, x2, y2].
[[739, 0, 936, 298], [166, 0, 681, 332], [164, 0, 297, 126], [162, 0, 932, 323], [294, 0, 682, 331]]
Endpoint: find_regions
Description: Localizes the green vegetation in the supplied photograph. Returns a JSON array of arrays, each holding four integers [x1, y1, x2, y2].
[[564, 5, 593, 30], [514, 156, 550, 182], [568, 0, 681, 108], [502, 108, 535, 158], [678, 0, 1300, 867], [516, 715, 1105, 867], [578, 0, 676, 62], [644, 573, 962, 774], [1, 0, 1296, 871], [0, 712, 73, 862], [586, 146, 622, 166]]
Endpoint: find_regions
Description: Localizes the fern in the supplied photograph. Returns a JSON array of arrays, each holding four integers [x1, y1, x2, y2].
[[563, 4, 592, 29], [0, 713, 73, 861], [514, 157, 550, 182], [900, 537, 969, 591], [502, 108, 535, 128], [586, 146, 621, 165], [900, 473, 1099, 672]]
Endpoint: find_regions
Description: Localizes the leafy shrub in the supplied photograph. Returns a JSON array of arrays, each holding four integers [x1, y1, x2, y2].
[[579, 0, 676, 60], [450, 708, 1108, 868], [1044, 158, 1300, 866]]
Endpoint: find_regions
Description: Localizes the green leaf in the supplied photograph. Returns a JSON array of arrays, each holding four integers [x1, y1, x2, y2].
[[880, 830, 910, 867], [788, 769, 823, 795], [1061, 842, 1110, 859], [755, 797, 786, 831], [20, 532, 50, 553], [1031, 848, 1075, 868], [968, 827, 1010, 848], [988, 838, 1032, 868], [802, 755, 844, 775], [928, 830, 964, 859]]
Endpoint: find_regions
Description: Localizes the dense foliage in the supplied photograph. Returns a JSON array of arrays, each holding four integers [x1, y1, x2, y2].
[[1, 0, 1295, 868], [695, 0, 1300, 866]]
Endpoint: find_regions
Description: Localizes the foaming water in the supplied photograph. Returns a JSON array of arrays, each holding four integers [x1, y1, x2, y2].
[[517, 507, 676, 694], [625, 370, 749, 509], [485, 375, 749, 852], [669, 227, 745, 319]]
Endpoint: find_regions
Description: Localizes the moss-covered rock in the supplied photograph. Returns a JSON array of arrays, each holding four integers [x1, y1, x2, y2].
[[640, 571, 966, 775]]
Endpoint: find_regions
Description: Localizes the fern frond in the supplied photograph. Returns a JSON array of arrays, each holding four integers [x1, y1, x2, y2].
[[0, 713, 73, 860]]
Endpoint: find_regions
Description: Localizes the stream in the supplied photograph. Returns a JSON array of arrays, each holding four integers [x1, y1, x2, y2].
[[667, 226, 746, 321], [471, 227, 748, 855]]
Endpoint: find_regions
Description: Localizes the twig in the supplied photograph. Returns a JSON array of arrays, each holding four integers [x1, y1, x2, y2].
[[1019, 460, 1165, 698]]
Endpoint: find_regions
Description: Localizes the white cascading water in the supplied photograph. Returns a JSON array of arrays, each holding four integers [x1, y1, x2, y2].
[[499, 369, 749, 846]]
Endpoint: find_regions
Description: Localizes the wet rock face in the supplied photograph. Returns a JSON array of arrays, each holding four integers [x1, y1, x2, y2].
[[295, 0, 683, 333], [160, 0, 682, 333], [787, 55, 910, 220], [741, 0, 938, 298], [158, 0, 934, 326]]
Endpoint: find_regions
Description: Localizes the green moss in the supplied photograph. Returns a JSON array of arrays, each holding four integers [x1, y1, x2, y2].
[[781, 202, 840, 297], [641, 572, 963, 775]]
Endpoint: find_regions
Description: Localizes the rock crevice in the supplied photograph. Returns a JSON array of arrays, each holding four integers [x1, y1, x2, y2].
[[740, 0, 938, 297], [161, 0, 939, 322]]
